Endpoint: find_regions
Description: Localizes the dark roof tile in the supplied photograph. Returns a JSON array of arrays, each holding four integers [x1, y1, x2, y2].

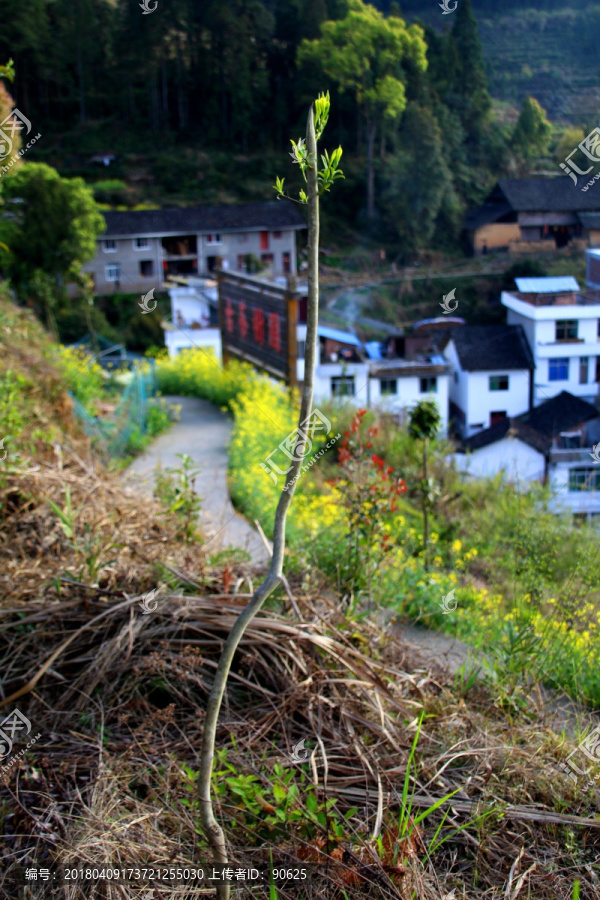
[[458, 391, 599, 453], [451, 325, 534, 372], [497, 177, 600, 212], [101, 201, 306, 236]]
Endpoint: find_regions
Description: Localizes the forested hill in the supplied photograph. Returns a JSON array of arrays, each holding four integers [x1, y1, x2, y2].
[[1, 0, 595, 253], [1, 0, 598, 151]]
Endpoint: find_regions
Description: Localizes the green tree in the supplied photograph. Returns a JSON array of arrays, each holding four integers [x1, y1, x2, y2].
[[512, 96, 552, 162], [408, 398, 441, 573], [0, 162, 104, 336], [381, 103, 459, 254], [555, 126, 585, 165], [298, 0, 427, 221], [448, 0, 491, 138]]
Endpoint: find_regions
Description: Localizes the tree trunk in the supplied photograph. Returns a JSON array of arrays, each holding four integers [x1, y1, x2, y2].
[[77, 46, 86, 124], [367, 117, 376, 221], [197, 106, 321, 900]]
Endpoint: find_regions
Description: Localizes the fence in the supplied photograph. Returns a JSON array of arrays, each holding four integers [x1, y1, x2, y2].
[[70, 363, 158, 459]]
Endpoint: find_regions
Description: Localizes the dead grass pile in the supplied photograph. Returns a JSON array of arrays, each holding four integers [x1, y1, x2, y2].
[[1, 491, 599, 900]]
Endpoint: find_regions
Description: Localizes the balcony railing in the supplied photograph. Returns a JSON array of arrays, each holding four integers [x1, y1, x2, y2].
[[549, 447, 596, 464]]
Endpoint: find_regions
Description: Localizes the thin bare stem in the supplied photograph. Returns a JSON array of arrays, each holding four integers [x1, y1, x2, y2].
[[197, 105, 320, 899]]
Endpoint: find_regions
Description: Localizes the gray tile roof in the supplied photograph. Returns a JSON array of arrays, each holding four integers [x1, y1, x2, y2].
[[497, 177, 600, 212], [450, 325, 535, 372], [100, 201, 306, 237], [459, 391, 599, 454]]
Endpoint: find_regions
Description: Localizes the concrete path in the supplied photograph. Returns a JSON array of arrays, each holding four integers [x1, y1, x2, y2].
[[122, 395, 270, 567]]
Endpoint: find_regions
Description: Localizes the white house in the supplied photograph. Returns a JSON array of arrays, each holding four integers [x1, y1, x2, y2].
[[162, 279, 221, 361], [367, 357, 450, 434], [501, 275, 600, 407], [455, 391, 600, 524], [445, 325, 534, 439], [295, 324, 450, 432]]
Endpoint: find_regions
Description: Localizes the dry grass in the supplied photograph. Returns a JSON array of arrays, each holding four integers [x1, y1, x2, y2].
[[0, 298, 599, 899], [0, 451, 599, 899]]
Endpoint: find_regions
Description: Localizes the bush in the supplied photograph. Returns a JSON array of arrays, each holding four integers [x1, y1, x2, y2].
[[56, 346, 105, 414]]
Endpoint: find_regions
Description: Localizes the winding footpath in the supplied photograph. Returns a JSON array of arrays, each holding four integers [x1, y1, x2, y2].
[[122, 395, 271, 566]]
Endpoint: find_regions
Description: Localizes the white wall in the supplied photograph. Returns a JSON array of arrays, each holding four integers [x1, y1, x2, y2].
[[369, 374, 449, 435], [503, 290, 600, 404], [454, 437, 545, 482], [170, 288, 210, 325], [548, 463, 600, 515], [463, 369, 530, 436], [164, 328, 222, 361]]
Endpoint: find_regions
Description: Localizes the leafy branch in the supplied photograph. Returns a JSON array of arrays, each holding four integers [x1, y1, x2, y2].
[[273, 91, 344, 205], [0, 60, 15, 82]]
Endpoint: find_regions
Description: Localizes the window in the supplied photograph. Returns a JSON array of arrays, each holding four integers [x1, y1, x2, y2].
[[282, 251, 291, 275], [559, 432, 582, 449], [597, 319, 600, 339], [206, 234, 221, 244], [260, 231, 269, 251], [261, 253, 274, 268], [135, 237, 149, 249], [297, 340, 306, 360], [331, 376, 355, 397], [489, 374, 509, 391], [105, 263, 120, 282], [597, 357, 600, 382], [380, 379, 398, 395], [580, 356, 589, 384], [103, 239, 116, 252], [569, 467, 600, 492], [236, 255, 245, 272], [420, 377, 437, 393], [470, 423, 484, 430], [139, 260, 154, 277], [549, 358, 569, 381], [273, 231, 282, 239], [490, 411, 507, 426], [556, 319, 578, 341]]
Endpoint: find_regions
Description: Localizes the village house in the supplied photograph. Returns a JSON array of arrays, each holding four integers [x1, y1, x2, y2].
[[162, 280, 450, 432], [454, 392, 600, 526], [464, 177, 600, 254], [83, 201, 306, 296], [444, 324, 535, 439], [501, 274, 600, 406]]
